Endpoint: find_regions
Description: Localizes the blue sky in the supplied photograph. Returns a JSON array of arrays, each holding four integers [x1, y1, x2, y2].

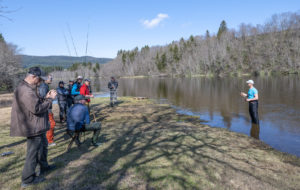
[[1, 0, 299, 58]]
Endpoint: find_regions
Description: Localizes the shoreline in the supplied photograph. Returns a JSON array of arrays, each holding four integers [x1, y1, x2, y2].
[[117, 72, 299, 79], [0, 97, 300, 189]]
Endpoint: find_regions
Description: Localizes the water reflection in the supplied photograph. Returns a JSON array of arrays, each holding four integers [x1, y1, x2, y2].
[[250, 124, 260, 140], [93, 78, 101, 92], [114, 76, 300, 157]]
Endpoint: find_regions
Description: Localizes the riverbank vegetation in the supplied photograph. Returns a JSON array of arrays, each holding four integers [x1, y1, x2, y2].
[[0, 97, 300, 190], [99, 12, 300, 77]]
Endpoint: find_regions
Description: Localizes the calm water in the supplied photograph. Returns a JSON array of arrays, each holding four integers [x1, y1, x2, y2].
[[52, 76, 300, 157]]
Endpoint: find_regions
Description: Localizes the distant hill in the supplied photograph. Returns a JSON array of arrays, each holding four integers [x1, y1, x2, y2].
[[21, 55, 113, 68]]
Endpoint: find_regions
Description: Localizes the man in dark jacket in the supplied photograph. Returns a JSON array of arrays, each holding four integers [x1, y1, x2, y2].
[[10, 67, 57, 188], [57, 81, 69, 123], [108, 76, 118, 107], [67, 95, 101, 147]]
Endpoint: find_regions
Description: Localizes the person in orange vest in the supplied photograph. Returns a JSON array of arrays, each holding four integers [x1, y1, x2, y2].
[[80, 78, 94, 112]]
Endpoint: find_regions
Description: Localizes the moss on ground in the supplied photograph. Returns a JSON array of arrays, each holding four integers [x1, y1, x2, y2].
[[0, 97, 300, 190]]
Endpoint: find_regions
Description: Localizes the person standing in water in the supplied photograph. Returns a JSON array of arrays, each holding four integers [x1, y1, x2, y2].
[[240, 79, 259, 125]]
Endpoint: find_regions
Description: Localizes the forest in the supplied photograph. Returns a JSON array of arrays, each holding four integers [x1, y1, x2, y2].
[[98, 11, 300, 77]]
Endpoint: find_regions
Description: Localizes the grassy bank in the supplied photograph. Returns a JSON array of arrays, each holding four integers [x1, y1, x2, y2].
[[0, 93, 13, 108], [1, 97, 300, 190]]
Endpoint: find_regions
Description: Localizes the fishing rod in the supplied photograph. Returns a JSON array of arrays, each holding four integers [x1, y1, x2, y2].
[[234, 81, 247, 100], [84, 24, 90, 64], [62, 30, 71, 56], [67, 23, 78, 57]]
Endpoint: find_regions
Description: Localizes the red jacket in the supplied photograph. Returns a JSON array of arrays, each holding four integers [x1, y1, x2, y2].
[[80, 84, 91, 102]]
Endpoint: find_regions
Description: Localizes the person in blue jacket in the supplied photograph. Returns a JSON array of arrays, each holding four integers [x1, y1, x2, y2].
[[67, 95, 101, 147], [71, 76, 83, 97], [240, 79, 259, 124]]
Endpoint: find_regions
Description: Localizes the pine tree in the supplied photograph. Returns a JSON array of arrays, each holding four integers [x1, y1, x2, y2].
[[217, 20, 227, 40], [205, 30, 210, 39], [0, 33, 4, 42], [95, 63, 100, 70]]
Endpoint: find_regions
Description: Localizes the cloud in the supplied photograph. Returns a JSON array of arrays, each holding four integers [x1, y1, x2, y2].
[[142, 13, 169, 29]]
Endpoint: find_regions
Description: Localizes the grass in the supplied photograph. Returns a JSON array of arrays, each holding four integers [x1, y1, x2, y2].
[[0, 93, 13, 107], [1, 97, 300, 190]]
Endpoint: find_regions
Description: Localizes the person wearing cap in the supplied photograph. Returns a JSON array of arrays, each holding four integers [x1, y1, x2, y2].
[[71, 76, 83, 97], [108, 76, 118, 107], [67, 95, 101, 147], [240, 79, 259, 124], [38, 75, 57, 146], [67, 80, 74, 109], [10, 67, 57, 188], [57, 81, 69, 123], [80, 78, 94, 112]]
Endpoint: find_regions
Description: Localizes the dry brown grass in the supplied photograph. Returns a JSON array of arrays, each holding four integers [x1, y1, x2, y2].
[[0, 93, 13, 108], [0, 97, 300, 190]]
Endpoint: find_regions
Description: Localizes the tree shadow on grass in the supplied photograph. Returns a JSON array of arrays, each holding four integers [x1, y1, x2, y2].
[[42, 101, 300, 190]]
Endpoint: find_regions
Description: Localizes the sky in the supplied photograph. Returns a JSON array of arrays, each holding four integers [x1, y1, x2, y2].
[[0, 0, 300, 58]]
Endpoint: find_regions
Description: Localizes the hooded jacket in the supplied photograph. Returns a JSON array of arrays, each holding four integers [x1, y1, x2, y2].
[[56, 86, 69, 102], [71, 82, 81, 96], [10, 80, 52, 137]]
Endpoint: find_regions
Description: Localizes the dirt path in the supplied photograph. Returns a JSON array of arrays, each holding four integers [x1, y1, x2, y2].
[[0, 97, 299, 190]]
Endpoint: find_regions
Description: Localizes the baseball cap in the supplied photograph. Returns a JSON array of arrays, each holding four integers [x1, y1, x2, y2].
[[246, 80, 254, 84], [77, 76, 83, 80], [74, 95, 88, 101], [28, 67, 48, 81], [84, 78, 91, 82]]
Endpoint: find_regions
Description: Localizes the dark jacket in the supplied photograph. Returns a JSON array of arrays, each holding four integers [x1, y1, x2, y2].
[[67, 84, 73, 99], [10, 80, 52, 137], [108, 80, 118, 90], [67, 103, 90, 131], [38, 82, 49, 98], [38, 82, 52, 110], [56, 86, 69, 102]]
